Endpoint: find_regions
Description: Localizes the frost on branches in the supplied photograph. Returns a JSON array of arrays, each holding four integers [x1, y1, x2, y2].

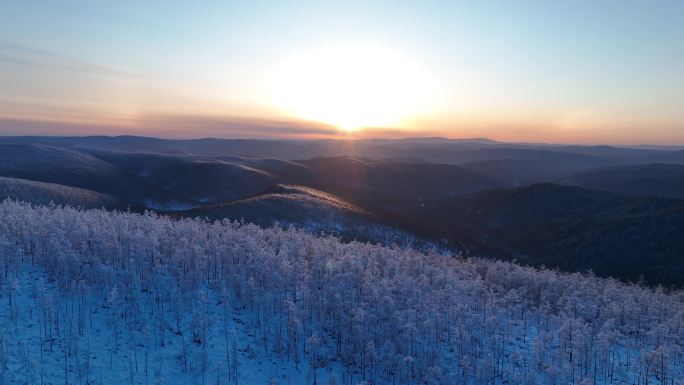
[[0, 200, 682, 384]]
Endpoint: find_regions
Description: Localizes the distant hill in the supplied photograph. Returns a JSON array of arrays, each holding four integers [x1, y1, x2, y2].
[[414, 184, 684, 286], [563, 163, 684, 199], [179, 184, 420, 246], [293, 156, 508, 209], [83, 150, 303, 204], [182, 184, 369, 224], [0, 142, 510, 210], [1, 135, 674, 166], [460, 158, 580, 185], [0, 143, 189, 208], [0, 176, 121, 208], [2, 137, 684, 286], [647, 149, 684, 164], [82, 151, 509, 209]]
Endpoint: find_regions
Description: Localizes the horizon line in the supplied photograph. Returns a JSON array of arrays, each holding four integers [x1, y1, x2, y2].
[[1, 133, 683, 150]]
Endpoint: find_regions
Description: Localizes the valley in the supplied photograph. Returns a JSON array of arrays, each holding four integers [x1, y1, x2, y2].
[[1, 136, 683, 286]]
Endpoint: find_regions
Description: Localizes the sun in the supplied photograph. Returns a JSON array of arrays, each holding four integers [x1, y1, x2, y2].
[[262, 42, 441, 131]]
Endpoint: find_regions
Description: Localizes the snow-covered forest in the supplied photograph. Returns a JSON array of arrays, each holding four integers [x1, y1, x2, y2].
[[0, 200, 682, 385]]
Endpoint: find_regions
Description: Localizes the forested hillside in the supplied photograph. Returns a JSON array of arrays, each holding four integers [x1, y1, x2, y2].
[[3, 140, 684, 287], [0, 176, 121, 208], [0, 200, 682, 384], [563, 163, 684, 199], [179, 184, 421, 246], [401, 184, 684, 286]]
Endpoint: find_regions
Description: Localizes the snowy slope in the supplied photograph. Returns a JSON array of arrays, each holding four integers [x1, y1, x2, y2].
[[180, 184, 424, 247], [0, 269, 340, 385], [0, 200, 682, 385], [0, 176, 121, 208]]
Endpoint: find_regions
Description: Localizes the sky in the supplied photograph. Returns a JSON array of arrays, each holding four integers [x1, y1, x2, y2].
[[0, 0, 683, 144]]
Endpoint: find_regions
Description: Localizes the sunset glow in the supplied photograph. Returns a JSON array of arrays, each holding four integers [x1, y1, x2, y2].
[[262, 43, 441, 131], [2, 3, 684, 382], [0, 1, 683, 143]]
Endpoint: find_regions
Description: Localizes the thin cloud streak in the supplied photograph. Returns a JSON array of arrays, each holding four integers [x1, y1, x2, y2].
[[0, 41, 136, 79], [4, 115, 683, 145], [145, 114, 340, 138], [0, 115, 342, 139]]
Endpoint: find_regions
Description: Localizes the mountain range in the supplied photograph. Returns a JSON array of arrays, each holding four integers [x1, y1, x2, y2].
[[1, 135, 683, 286]]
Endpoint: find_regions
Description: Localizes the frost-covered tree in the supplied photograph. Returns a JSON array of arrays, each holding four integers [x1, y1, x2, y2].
[[0, 199, 681, 384]]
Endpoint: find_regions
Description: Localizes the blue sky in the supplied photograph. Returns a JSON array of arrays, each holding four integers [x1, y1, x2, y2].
[[0, 0, 683, 143]]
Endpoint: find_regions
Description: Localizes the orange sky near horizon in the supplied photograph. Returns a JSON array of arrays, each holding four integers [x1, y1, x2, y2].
[[1, 1, 683, 145]]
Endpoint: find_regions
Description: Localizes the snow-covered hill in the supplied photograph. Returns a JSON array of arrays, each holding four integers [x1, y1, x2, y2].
[[0, 200, 682, 384], [180, 184, 423, 247], [0, 176, 121, 208]]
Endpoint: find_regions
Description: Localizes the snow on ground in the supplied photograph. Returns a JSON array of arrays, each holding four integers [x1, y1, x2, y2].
[[0, 200, 682, 385], [0, 268, 342, 385]]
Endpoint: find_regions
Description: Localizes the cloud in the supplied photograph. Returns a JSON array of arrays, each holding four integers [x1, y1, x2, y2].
[[0, 41, 146, 116], [0, 114, 341, 139], [142, 114, 341, 138], [0, 113, 463, 140], [0, 41, 135, 79], [0, 118, 139, 136]]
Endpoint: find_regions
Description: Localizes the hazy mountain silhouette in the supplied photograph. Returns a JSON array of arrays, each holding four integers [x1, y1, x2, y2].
[[0, 143, 192, 208], [408, 184, 684, 286], [563, 163, 684, 199]]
